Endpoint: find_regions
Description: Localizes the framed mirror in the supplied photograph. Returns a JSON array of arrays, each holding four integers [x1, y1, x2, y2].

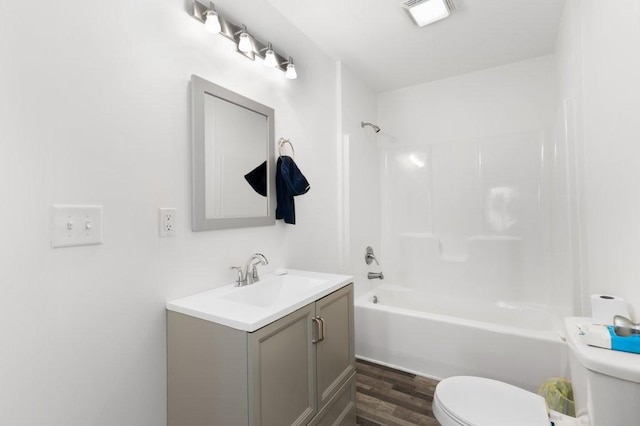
[[191, 75, 275, 230]]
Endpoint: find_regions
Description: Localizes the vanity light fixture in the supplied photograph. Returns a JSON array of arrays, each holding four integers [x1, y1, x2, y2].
[[403, 0, 456, 27], [203, 3, 221, 34], [263, 43, 278, 68], [237, 25, 253, 53], [284, 57, 297, 80], [191, 0, 298, 79]]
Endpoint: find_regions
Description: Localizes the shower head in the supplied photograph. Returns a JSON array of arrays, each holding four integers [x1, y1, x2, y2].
[[361, 121, 381, 133]]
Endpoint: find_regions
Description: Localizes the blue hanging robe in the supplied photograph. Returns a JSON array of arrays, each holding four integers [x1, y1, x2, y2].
[[276, 155, 310, 224]]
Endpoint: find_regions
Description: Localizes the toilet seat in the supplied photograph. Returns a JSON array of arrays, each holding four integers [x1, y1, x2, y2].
[[433, 376, 549, 426]]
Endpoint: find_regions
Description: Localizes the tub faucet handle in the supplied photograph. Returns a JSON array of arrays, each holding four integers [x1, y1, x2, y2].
[[365, 246, 379, 265]]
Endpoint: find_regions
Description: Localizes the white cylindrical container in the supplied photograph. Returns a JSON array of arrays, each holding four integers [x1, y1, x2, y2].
[[590, 294, 629, 325]]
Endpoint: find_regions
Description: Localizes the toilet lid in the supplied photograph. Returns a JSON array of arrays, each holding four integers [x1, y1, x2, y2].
[[434, 376, 549, 426]]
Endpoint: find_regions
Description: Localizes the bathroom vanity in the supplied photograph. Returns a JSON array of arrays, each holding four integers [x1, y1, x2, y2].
[[167, 270, 355, 426]]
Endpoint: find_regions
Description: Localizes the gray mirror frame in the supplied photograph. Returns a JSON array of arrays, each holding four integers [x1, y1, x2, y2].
[[191, 75, 276, 231]]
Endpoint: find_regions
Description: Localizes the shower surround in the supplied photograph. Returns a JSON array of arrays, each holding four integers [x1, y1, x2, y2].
[[379, 129, 569, 313], [356, 55, 573, 383]]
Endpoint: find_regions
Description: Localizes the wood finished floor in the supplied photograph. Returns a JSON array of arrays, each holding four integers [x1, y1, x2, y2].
[[355, 359, 441, 426]]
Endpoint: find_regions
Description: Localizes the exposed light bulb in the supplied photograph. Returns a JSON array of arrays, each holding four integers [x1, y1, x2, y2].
[[285, 63, 297, 79], [264, 49, 278, 68], [238, 32, 252, 53], [204, 10, 221, 33]]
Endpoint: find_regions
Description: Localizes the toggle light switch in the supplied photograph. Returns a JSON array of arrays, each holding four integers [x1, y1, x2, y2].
[[51, 205, 103, 248]]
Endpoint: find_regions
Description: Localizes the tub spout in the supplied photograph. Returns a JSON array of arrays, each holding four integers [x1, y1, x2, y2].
[[368, 272, 384, 280]]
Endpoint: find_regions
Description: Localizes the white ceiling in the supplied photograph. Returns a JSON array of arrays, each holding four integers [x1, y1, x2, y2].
[[267, 0, 566, 92]]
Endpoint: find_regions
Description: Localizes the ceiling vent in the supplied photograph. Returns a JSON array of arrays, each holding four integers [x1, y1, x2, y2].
[[402, 0, 456, 27]]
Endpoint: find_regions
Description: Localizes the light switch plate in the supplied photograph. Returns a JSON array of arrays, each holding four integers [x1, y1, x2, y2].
[[51, 205, 103, 248]]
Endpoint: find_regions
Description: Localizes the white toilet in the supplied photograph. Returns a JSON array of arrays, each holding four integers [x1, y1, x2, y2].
[[433, 317, 640, 426]]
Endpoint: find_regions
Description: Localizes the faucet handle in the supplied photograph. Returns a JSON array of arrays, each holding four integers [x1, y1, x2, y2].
[[230, 266, 244, 287], [365, 246, 379, 265]]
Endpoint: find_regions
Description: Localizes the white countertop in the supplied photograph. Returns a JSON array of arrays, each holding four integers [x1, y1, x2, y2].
[[166, 269, 353, 332]]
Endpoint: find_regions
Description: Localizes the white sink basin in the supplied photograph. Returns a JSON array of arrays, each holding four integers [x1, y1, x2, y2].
[[220, 275, 327, 308], [167, 270, 352, 332]]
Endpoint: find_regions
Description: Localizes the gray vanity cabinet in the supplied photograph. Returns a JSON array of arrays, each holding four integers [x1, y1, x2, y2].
[[167, 283, 355, 426]]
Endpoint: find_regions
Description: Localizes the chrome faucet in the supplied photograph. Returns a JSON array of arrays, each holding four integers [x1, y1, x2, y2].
[[230, 253, 269, 287], [244, 253, 268, 285], [368, 272, 384, 280]]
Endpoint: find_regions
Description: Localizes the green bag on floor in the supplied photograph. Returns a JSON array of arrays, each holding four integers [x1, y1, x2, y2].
[[538, 378, 575, 417]]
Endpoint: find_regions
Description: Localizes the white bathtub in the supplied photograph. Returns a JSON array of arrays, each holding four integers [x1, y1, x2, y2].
[[355, 284, 568, 393]]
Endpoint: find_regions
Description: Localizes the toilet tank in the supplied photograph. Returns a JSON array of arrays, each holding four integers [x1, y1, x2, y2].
[[564, 317, 640, 426]]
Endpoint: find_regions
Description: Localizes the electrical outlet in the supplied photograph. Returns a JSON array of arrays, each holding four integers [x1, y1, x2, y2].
[[159, 208, 176, 237]]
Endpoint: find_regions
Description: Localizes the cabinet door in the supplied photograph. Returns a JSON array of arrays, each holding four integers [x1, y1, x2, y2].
[[315, 284, 355, 410], [248, 303, 317, 426]]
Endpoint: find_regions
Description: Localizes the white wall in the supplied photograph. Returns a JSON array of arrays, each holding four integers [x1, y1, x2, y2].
[[337, 63, 380, 296], [378, 55, 557, 146], [556, 0, 640, 319], [0, 1, 339, 424], [376, 56, 569, 311]]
